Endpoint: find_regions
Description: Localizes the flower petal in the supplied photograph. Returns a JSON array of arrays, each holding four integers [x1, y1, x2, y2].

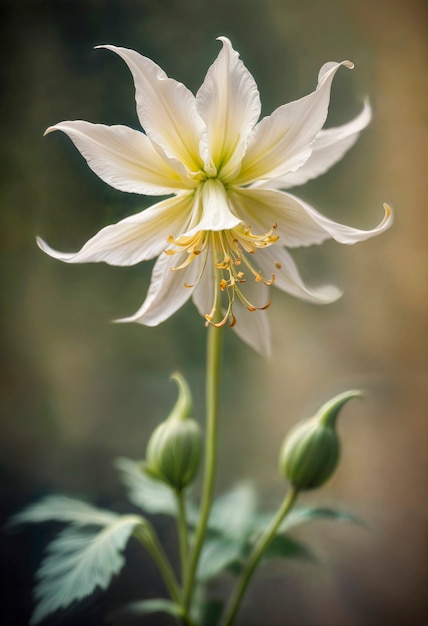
[[182, 180, 242, 238], [258, 246, 342, 303], [192, 260, 271, 358], [272, 100, 372, 188], [229, 187, 392, 248], [198, 179, 242, 231], [97, 45, 206, 173], [192, 249, 215, 318], [235, 61, 354, 185], [231, 282, 272, 358], [37, 193, 194, 266], [196, 37, 261, 179], [281, 192, 393, 244], [45, 121, 191, 195], [116, 248, 206, 326], [228, 187, 330, 247]]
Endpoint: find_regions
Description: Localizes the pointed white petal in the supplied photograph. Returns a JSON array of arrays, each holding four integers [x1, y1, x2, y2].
[[258, 246, 342, 303], [229, 188, 392, 248], [282, 193, 393, 244], [193, 261, 271, 357], [37, 194, 194, 266], [45, 121, 191, 195], [196, 37, 261, 179], [97, 45, 205, 172], [198, 179, 241, 232], [236, 61, 354, 185], [228, 187, 330, 247], [192, 249, 215, 319], [274, 100, 372, 188], [179, 180, 242, 241], [117, 249, 206, 326], [231, 282, 272, 358]]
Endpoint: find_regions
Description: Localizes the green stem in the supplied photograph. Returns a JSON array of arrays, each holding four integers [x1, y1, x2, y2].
[[134, 523, 182, 604], [184, 322, 224, 609], [176, 489, 189, 584], [220, 487, 299, 626]]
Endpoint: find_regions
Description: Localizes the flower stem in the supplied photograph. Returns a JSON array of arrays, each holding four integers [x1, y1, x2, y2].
[[184, 322, 224, 610], [175, 489, 189, 584], [220, 487, 299, 626], [134, 523, 182, 604]]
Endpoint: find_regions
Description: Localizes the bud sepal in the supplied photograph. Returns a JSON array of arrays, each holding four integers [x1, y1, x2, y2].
[[279, 390, 362, 491], [145, 373, 202, 491]]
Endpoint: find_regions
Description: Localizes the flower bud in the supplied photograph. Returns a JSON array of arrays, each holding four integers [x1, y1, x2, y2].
[[279, 390, 362, 490], [145, 373, 202, 490]]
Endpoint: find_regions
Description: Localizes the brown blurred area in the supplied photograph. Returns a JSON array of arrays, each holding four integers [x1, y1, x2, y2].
[[0, 1, 427, 625]]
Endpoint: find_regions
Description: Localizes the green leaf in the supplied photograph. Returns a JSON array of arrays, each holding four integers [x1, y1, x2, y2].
[[279, 506, 364, 532], [115, 457, 176, 516], [253, 506, 363, 535], [109, 598, 184, 623], [208, 482, 257, 538], [261, 534, 316, 564], [197, 535, 246, 582], [8, 495, 118, 528], [31, 514, 142, 624]]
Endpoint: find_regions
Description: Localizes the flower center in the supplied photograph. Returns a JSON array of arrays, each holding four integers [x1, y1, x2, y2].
[[166, 222, 279, 327]]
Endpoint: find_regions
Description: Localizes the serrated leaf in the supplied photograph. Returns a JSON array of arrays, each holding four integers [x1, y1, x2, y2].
[[31, 514, 142, 624], [115, 457, 176, 516], [8, 495, 118, 528], [261, 534, 316, 564], [208, 482, 258, 538], [280, 506, 364, 532], [197, 535, 246, 582], [109, 598, 184, 623]]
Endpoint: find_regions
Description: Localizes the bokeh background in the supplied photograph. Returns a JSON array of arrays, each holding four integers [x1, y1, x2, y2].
[[1, 1, 427, 625]]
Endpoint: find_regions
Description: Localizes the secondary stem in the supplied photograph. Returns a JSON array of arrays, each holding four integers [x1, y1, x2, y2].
[[184, 322, 224, 610], [134, 523, 182, 605], [220, 487, 299, 626], [176, 489, 189, 584]]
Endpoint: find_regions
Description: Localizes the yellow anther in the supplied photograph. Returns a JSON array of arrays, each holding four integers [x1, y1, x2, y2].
[[166, 221, 279, 327]]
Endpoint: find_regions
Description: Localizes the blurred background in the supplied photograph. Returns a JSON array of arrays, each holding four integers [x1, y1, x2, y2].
[[1, 0, 427, 625]]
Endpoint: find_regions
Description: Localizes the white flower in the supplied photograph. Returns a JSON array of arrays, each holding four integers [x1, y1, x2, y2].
[[38, 37, 392, 357]]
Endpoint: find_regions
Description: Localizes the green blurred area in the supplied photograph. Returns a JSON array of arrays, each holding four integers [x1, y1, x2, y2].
[[1, 1, 427, 625]]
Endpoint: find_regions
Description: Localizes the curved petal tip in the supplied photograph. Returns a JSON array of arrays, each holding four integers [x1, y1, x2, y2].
[[317, 284, 343, 303], [216, 35, 233, 47], [36, 236, 65, 259], [382, 203, 393, 226], [43, 125, 58, 137]]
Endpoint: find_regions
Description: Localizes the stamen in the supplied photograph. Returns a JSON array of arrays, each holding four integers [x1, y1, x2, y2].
[[166, 220, 279, 327]]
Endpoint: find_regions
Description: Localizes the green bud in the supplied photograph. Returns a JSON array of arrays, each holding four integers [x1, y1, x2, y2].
[[279, 390, 362, 491], [146, 373, 202, 490]]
